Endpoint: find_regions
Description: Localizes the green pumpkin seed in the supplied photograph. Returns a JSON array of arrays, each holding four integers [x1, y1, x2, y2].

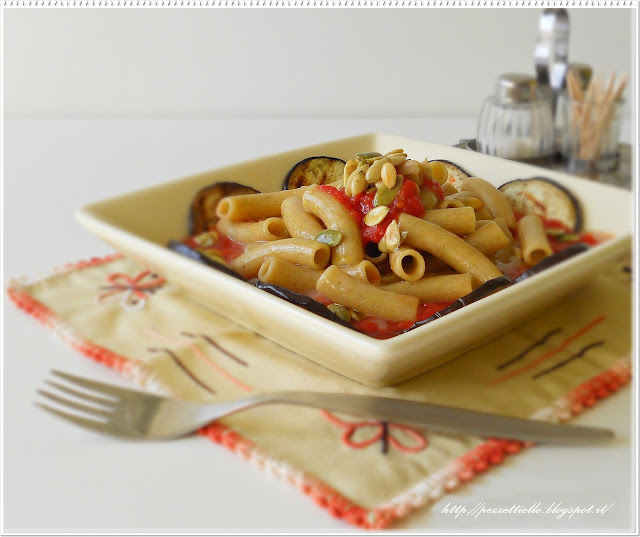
[[561, 233, 580, 242], [327, 303, 351, 322], [193, 232, 215, 247], [374, 176, 404, 207], [420, 188, 439, 210], [546, 227, 567, 237], [356, 151, 383, 160], [199, 249, 229, 267], [315, 229, 343, 247]]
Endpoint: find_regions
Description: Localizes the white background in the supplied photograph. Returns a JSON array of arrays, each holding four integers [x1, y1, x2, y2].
[[3, 7, 635, 119]]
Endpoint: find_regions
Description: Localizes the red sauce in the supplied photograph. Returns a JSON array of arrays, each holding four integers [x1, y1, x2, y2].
[[183, 190, 610, 341], [185, 232, 245, 264], [318, 180, 426, 245], [353, 302, 452, 340]]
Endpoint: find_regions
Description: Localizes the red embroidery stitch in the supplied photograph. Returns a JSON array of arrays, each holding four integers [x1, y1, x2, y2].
[[320, 410, 428, 454], [490, 315, 607, 386], [146, 329, 252, 392], [96, 270, 165, 311], [7, 254, 632, 530]]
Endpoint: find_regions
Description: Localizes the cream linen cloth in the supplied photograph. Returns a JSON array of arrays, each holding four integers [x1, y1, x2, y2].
[[8, 253, 632, 530]]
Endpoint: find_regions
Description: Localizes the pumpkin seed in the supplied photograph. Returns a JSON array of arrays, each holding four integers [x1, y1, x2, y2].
[[384, 219, 401, 251], [374, 176, 404, 207], [420, 188, 439, 210], [343, 159, 359, 180], [364, 205, 390, 226], [193, 231, 216, 247], [420, 158, 433, 180], [561, 233, 580, 242], [350, 170, 367, 195], [546, 227, 567, 237], [327, 303, 351, 322], [315, 229, 343, 247], [356, 151, 382, 160], [199, 249, 229, 266], [349, 308, 364, 321], [365, 156, 390, 184], [388, 153, 407, 167], [381, 162, 397, 189]]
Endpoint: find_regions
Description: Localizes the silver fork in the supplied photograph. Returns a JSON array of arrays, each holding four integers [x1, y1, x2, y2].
[[36, 370, 614, 444]]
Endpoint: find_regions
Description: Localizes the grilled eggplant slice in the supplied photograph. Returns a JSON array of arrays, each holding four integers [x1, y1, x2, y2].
[[514, 243, 590, 283], [429, 159, 472, 189], [283, 156, 346, 190], [167, 240, 246, 281], [403, 276, 513, 333], [189, 182, 260, 235], [498, 177, 583, 232], [247, 279, 354, 329]]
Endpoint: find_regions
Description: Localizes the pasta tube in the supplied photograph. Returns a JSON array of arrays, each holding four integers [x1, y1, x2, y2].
[[281, 196, 324, 240], [389, 248, 426, 282], [302, 186, 364, 266], [383, 273, 473, 302], [230, 238, 330, 278], [216, 188, 308, 221], [422, 207, 476, 236], [340, 261, 381, 285], [316, 265, 418, 322], [437, 198, 466, 209], [217, 217, 289, 243], [517, 215, 553, 265], [459, 177, 516, 228], [398, 213, 503, 286], [463, 221, 510, 255], [257, 256, 323, 292]]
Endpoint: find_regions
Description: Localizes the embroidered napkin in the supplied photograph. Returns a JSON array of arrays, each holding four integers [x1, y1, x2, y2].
[[8, 253, 632, 530]]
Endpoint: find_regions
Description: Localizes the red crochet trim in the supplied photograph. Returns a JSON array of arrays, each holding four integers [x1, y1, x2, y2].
[[7, 253, 131, 372], [6, 253, 633, 530]]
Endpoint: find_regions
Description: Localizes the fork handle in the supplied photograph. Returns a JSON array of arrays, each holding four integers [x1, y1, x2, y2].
[[212, 391, 614, 445]]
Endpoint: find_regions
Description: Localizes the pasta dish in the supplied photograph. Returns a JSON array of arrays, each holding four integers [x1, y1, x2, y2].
[[173, 149, 605, 339]]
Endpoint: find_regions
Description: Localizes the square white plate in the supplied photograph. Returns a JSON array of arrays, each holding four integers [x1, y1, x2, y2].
[[76, 133, 632, 387]]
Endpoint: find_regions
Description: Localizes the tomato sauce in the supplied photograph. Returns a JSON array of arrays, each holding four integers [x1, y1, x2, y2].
[[185, 231, 245, 264], [183, 187, 609, 341], [318, 180, 427, 245], [353, 302, 452, 339]]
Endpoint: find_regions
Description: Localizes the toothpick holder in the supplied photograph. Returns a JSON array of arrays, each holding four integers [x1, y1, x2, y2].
[[557, 92, 624, 174]]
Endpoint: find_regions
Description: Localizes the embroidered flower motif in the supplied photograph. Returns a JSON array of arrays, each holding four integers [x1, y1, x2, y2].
[[96, 270, 165, 311], [321, 411, 428, 454]]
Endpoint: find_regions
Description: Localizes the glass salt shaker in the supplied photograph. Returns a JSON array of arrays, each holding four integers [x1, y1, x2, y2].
[[476, 73, 555, 160]]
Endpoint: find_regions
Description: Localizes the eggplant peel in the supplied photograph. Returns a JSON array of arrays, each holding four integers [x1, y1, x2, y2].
[[248, 279, 354, 329], [514, 243, 590, 283], [167, 240, 246, 281], [499, 176, 583, 232], [402, 276, 513, 333], [429, 159, 472, 189], [283, 156, 345, 190], [189, 182, 260, 235]]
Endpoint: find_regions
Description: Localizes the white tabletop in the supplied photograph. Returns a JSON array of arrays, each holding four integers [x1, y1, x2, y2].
[[2, 118, 635, 533]]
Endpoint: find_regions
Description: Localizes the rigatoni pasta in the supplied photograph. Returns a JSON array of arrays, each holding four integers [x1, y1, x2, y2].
[[178, 148, 602, 339], [316, 266, 418, 322]]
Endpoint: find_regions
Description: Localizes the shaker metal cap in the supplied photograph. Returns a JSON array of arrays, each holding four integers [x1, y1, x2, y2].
[[495, 73, 539, 103]]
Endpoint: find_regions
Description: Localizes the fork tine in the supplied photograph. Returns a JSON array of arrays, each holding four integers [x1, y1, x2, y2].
[[37, 389, 112, 419], [44, 380, 117, 407], [50, 370, 150, 399], [35, 402, 115, 436]]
